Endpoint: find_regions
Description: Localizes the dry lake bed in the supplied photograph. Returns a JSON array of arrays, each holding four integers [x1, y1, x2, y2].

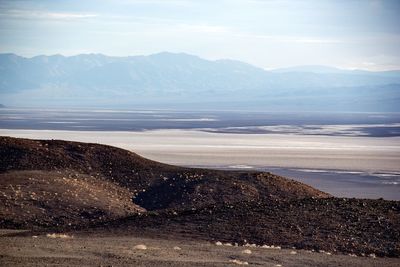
[[1, 128, 399, 200]]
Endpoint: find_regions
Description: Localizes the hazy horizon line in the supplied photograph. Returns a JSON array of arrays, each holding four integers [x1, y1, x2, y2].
[[2, 51, 400, 73]]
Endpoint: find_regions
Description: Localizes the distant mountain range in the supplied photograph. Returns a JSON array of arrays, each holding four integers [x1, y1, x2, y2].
[[1, 52, 399, 111]]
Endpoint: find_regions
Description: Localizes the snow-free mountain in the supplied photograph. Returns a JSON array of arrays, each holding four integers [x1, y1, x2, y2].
[[1, 52, 399, 111]]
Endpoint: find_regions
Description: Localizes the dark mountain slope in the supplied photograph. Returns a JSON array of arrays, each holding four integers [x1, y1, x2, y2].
[[0, 136, 328, 227], [0, 170, 144, 228], [0, 136, 399, 257], [105, 198, 400, 257]]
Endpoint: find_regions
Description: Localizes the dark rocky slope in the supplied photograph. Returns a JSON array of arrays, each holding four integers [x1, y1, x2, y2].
[[0, 136, 399, 257], [0, 170, 144, 228], [105, 198, 399, 257], [0, 136, 327, 227]]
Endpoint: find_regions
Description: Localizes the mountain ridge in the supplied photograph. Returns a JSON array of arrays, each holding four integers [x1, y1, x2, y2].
[[3, 52, 399, 73], [1, 52, 400, 111]]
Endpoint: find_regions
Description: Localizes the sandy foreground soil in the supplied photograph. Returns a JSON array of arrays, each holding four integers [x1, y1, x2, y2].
[[1, 230, 399, 267], [1, 129, 399, 172]]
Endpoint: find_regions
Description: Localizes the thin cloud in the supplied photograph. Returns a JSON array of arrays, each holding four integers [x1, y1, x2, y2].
[[45, 12, 98, 20], [177, 24, 229, 34], [1, 9, 98, 20], [233, 33, 343, 44]]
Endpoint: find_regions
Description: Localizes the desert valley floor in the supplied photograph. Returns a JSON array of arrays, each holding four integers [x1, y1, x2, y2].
[[1, 128, 399, 200]]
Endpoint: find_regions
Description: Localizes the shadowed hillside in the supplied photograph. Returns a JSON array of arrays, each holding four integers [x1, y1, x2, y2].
[[106, 198, 400, 257], [0, 136, 399, 257], [0, 136, 327, 227]]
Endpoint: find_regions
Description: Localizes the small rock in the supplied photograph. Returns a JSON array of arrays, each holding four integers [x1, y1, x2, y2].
[[46, 233, 72, 239], [242, 249, 252, 254], [229, 259, 249, 265], [133, 244, 147, 250]]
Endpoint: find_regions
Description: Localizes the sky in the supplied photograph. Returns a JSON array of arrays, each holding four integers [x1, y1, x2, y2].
[[0, 0, 400, 71]]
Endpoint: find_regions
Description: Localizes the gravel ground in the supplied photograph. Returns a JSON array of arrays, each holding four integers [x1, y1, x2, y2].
[[1, 230, 399, 267]]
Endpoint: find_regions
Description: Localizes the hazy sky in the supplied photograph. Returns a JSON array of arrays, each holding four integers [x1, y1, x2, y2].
[[1, 0, 399, 70]]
